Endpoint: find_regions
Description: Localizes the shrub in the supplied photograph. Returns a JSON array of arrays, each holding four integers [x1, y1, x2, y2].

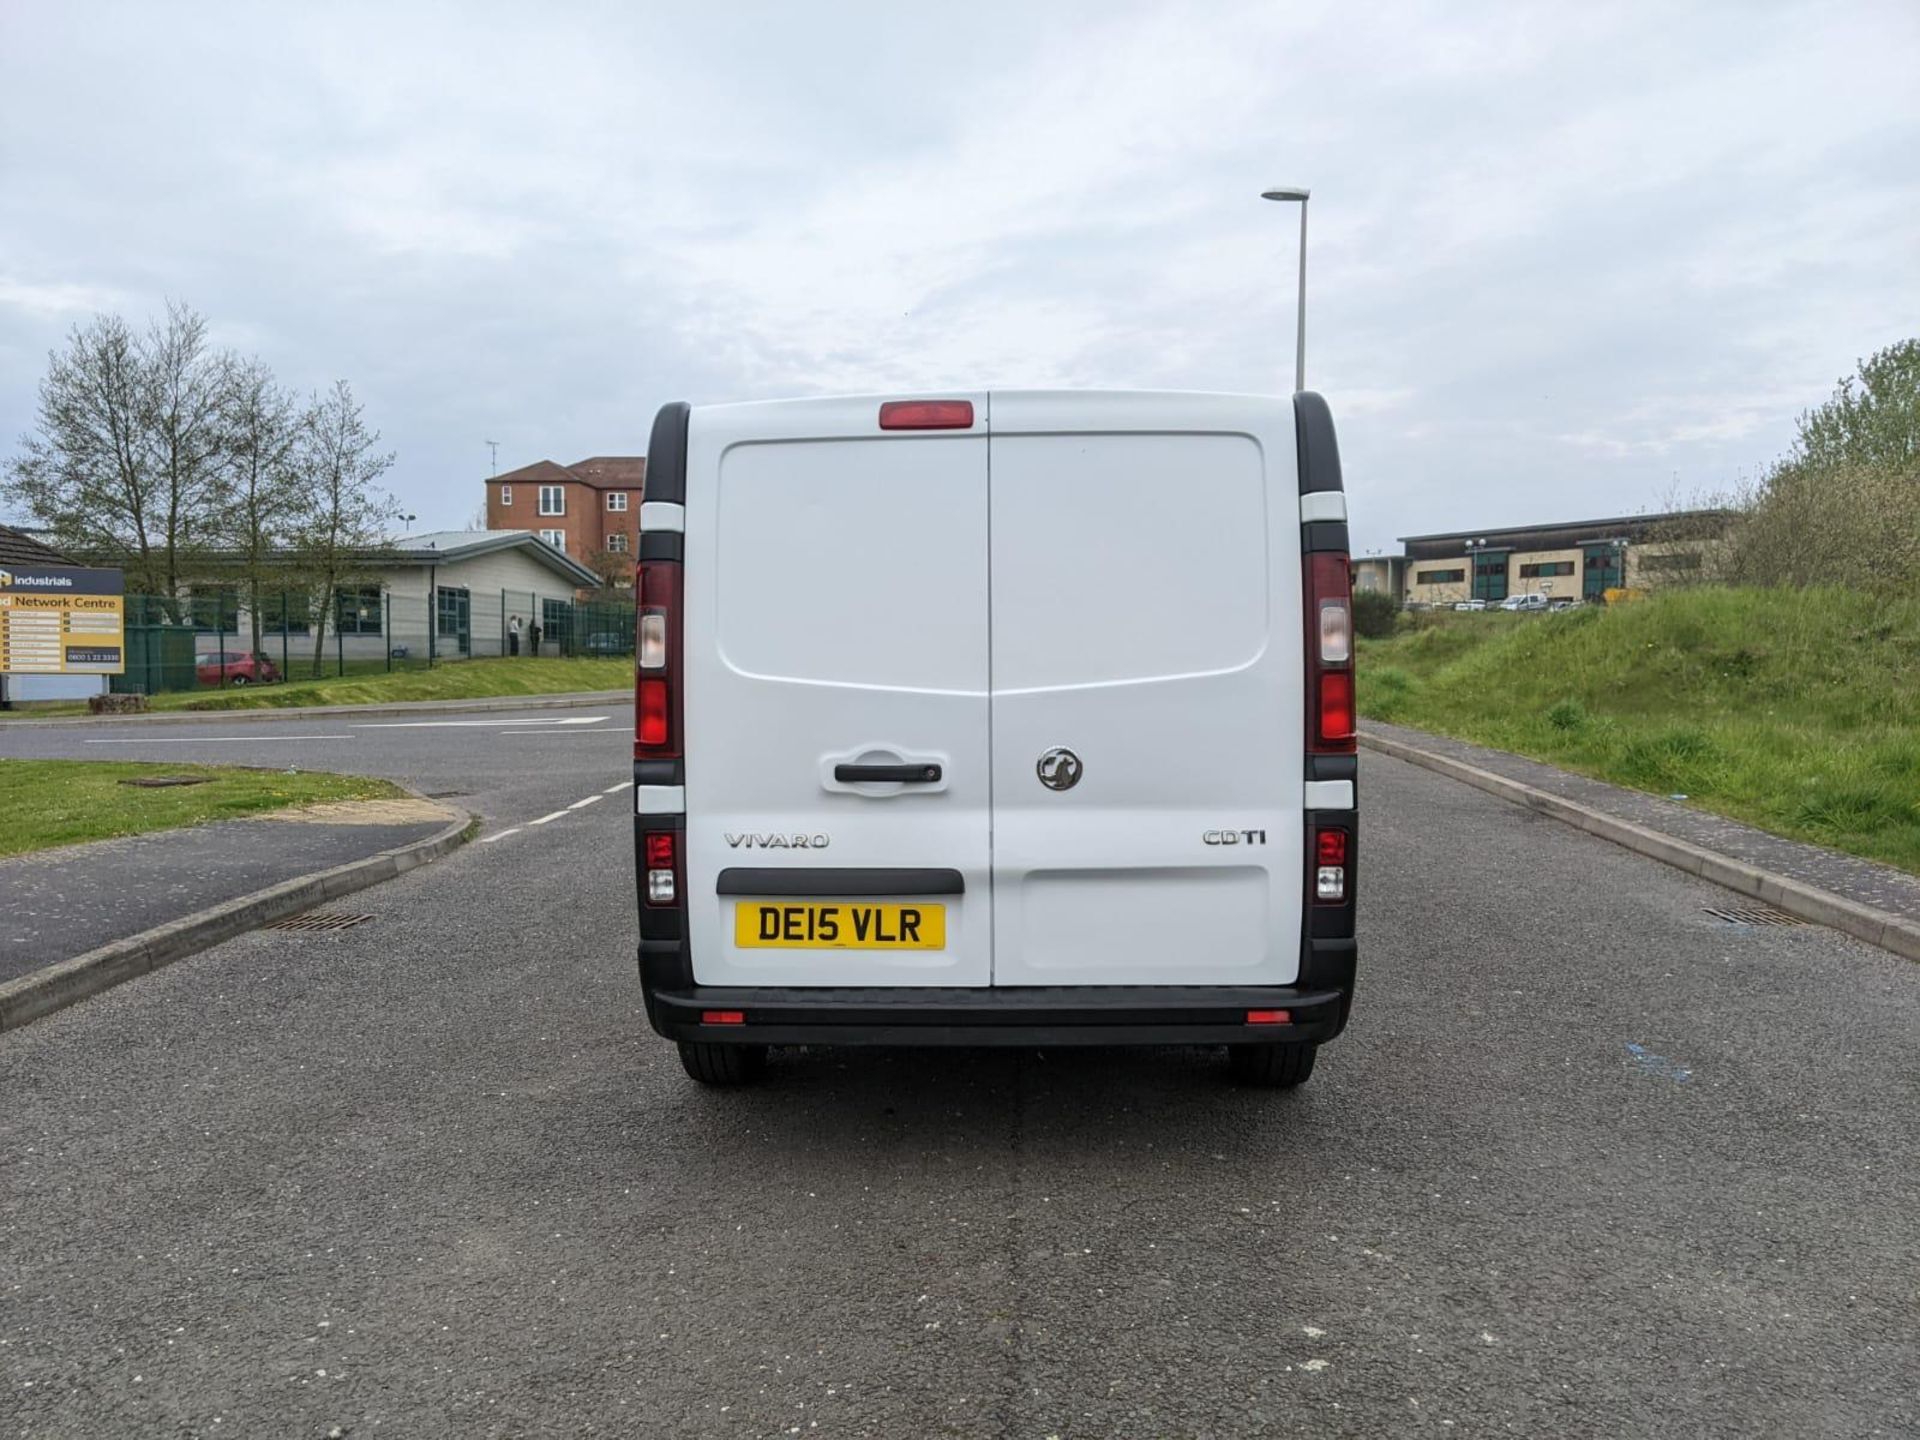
[[1544, 697, 1587, 731], [1352, 589, 1399, 640]]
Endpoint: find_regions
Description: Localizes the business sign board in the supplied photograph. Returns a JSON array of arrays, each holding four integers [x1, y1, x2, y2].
[[0, 564, 126, 675]]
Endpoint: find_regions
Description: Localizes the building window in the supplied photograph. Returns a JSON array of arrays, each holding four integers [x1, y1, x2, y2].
[[188, 585, 239, 631], [1640, 551, 1702, 572], [499, 485, 512, 507], [539, 528, 567, 553], [335, 586, 383, 636], [606, 532, 629, 553], [1519, 560, 1576, 578], [261, 590, 311, 636], [606, 492, 628, 512], [542, 597, 574, 655], [539, 485, 565, 516], [1416, 568, 1465, 584], [436, 586, 471, 655]]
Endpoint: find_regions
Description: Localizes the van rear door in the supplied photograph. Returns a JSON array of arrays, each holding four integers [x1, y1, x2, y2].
[[986, 392, 1305, 987], [682, 396, 993, 988]]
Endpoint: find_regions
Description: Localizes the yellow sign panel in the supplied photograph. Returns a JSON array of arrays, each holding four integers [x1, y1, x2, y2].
[[0, 564, 126, 676], [733, 901, 947, 950]]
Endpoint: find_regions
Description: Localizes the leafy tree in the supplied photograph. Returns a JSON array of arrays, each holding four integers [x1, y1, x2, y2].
[[290, 381, 396, 676], [1791, 338, 1920, 474]]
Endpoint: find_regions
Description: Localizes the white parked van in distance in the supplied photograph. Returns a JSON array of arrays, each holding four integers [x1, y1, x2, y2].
[[634, 390, 1358, 1087]]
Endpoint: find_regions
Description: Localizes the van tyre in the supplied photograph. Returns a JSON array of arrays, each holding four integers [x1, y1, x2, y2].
[[678, 1041, 769, 1087], [1227, 1042, 1317, 1088]]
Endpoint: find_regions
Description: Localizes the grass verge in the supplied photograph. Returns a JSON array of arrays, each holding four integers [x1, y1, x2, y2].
[[3, 657, 634, 716], [0, 761, 405, 858], [1358, 588, 1920, 873]]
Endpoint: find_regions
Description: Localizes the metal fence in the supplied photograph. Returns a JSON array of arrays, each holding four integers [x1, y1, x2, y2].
[[114, 588, 636, 696]]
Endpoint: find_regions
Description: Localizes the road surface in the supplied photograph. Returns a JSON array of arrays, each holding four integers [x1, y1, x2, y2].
[[2, 707, 1915, 1436]]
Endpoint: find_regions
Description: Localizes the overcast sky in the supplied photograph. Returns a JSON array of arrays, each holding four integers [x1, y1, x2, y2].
[[2, 0, 1915, 553]]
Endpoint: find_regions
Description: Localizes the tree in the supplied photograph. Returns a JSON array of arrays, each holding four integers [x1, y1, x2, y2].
[[3, 302, 230, 609], [290, 381, 396, 677], [1791, 338, 1920, 475], [582, 545, 635, 599], [219, 357, 307, 658]]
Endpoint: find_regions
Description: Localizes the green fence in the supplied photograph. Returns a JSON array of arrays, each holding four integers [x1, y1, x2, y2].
[[111, 588, 636, 695]]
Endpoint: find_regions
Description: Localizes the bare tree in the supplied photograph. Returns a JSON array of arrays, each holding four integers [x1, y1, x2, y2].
[[291, 381, 396, 677], [142, 302, 230, 600], [5, 313, 164, 592], [220, 357, 308, 658], [2, 302, 230, 611]]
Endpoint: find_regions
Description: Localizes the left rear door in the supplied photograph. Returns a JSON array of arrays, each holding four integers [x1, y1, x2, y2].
[[681, 397, 995, 988]]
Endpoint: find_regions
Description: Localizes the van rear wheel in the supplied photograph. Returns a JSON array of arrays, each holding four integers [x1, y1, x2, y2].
[[1227, 1042, 1317, 1088], [677, 1041, 769, 1087]]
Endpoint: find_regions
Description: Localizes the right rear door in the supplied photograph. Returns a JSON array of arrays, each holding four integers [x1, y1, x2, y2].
[[987, 392, 1305, 988]]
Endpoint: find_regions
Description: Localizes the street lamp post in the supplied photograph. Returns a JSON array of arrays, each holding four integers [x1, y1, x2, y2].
[[1261, 186, 1310, 393]]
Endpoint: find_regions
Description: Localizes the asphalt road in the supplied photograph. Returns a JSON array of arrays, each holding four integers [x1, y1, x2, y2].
[[2, 709, 1916, 1437]]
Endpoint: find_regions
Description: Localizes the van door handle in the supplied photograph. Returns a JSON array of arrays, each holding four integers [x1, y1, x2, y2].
[[834, 763, 943, 783]]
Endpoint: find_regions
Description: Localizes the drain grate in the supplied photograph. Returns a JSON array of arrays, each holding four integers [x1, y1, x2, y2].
[[1705, 902, 1804, 927], [264, 911, 375, 933]]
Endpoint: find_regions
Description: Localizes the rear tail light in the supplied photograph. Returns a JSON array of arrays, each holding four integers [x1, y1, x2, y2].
[[1314, 825, 1349, 903], [1306, 551, 1356, 753], [643, 830, 678, 906], [878, 399, 974, 430], [635, 560, 683, 759]]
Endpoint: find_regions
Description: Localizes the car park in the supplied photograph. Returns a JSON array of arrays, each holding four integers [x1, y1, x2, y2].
[[632, 390, 1359, 1090]]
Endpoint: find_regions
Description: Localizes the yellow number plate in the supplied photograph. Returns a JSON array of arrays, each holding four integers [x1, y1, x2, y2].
[[734, 902, 946, 950]]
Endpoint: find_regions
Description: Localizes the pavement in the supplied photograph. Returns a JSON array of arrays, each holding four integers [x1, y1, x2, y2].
[[0, 807, 453, 984], [2, 708, 1917, 1437], [1367, 718, 1920, 926]]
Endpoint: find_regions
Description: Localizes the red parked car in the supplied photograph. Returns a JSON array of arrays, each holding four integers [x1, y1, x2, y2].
[[194, 651, 280, 687]]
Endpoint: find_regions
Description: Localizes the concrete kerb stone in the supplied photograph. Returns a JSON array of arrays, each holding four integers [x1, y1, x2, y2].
[[0, 688, 631, 730], [1360, 728, 1920, 966], [0, 802, 475, 1033]]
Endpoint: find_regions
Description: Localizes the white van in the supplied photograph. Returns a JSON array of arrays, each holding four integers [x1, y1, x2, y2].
[[633, 391, 1358, 1087]]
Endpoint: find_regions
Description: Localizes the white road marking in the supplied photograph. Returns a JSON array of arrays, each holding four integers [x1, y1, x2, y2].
[[567, 794, 603, 810], [354, 716, 608, 729], [498, 728, 615, 735], [83, 735, 353, 744], [480, 828, 522, 844], [528, 810, 569, 826], [604, 780, 633, 794]]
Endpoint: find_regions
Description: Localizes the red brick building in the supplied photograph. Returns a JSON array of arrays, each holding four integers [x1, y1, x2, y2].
[[485, 456, 645, 582]]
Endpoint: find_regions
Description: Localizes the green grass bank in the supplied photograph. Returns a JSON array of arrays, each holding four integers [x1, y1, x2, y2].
[[0, 761, 404, 857], [1357, 588, 1920, 873]]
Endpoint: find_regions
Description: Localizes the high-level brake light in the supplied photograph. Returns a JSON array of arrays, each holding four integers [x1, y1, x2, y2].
[[879, 399, 974, 430]]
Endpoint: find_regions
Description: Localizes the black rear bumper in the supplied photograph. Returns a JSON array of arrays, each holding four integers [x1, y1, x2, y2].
[[640, 946, 1355, 1048]]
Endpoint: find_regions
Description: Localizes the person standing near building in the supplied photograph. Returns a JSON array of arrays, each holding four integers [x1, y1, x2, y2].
[[508, 614, 522, 657], [528, 618, 541, 657]]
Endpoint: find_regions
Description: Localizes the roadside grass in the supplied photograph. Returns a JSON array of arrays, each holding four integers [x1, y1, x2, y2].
[[0, 760, 404, 858], [2, 657, 634, 717], [1357, 588, 1920, 873]]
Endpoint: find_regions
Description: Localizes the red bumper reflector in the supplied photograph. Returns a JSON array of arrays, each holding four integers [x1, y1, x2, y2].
[[701, 1010, 746, 1026], [1246, 1009, 1292, 1025], [879, 399, 974, 430]]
